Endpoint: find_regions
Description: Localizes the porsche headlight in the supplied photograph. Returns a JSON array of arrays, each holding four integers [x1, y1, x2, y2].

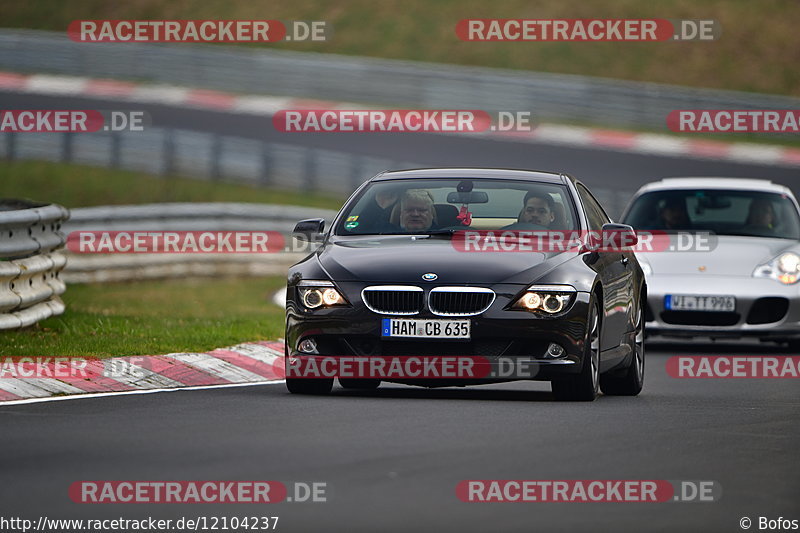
[[753, 252, 800, 285], [511, 285, 577, 316], [297, 280, 348, 309]]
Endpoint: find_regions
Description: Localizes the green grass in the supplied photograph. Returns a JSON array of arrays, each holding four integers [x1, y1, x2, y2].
[[1, 0, 798, 96], [0, 277, 287, 358], [0, 160, 344, 209]]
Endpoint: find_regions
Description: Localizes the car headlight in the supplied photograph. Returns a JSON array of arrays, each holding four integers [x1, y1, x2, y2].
[[753, 252, 800, 285], [297, 280, 348, 309], [511, 285, 577, 316]]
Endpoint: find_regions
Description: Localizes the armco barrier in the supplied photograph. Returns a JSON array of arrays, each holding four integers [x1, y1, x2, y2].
[[0, 199, 70, 329], [60, 203, 338, 283], [0, 127, 636, 218]]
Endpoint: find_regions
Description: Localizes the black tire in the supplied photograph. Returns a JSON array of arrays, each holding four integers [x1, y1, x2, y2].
[[339, 378, 381, 390], [552, 297, 600, 402], [600, 297, 645, 396]]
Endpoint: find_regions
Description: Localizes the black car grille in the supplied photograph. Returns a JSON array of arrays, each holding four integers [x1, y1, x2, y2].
[[362, 287, 423, 315], [746, 297, 789, 325], [661, 311, 740, 326], [428, 288, 495, 316]]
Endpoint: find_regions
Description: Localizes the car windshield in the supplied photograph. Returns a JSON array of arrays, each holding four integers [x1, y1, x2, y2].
[[333, 178, 578, 235], [622, 189, 800, 239]]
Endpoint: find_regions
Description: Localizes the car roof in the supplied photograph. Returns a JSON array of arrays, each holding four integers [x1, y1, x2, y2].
[[371, 168, 569, 184], [634, 177, 793, 196]]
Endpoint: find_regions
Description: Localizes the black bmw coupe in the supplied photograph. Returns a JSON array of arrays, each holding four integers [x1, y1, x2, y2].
[[285, 168, 646, 401]]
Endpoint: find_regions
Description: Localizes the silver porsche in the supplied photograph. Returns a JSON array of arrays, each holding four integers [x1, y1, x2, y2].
[[620, 177, 800, 349]]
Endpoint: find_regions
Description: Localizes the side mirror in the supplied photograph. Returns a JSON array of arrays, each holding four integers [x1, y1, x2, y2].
[[601, 223, 639, 249], [293, 218, 325, 242], [579, 223, 638, 254]]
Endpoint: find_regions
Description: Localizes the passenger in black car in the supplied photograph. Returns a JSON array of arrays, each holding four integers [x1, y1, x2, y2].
[[359, 189, 399, 232], [398, 189, 435, 231]]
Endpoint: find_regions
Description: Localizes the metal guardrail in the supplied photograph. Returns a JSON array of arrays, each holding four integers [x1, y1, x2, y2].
[[61, 203, 337, 283], [65, 203, 339, 232], [0, 127, 634, 219], [0, 127, 410, 198], [0, 199, 69, 329], [1, 29, 799, 131]]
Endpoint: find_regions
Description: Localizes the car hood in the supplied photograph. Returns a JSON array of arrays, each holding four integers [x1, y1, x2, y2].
[[317, 236, 568, 284], [640, 236, 800, 276]]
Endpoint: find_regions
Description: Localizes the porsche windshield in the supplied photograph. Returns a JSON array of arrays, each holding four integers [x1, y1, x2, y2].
[[622, 189, 800, 239], [334, 179, 578, 236]]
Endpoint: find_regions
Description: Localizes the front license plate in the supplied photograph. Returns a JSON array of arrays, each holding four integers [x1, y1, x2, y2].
[[665, 294, 736, 312], [381, 318, 470, 339]]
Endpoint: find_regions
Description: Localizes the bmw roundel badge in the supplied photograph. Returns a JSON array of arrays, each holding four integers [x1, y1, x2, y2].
[[422, 273, 438, 281]]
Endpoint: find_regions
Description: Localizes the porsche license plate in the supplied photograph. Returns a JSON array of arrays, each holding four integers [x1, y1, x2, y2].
[[665, 294, 736, 312], [381, 318, 470, 339]]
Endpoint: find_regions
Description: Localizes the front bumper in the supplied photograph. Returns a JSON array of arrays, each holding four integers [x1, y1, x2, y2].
[[645, 274, 800, 341], [286, 283, 592, 384]]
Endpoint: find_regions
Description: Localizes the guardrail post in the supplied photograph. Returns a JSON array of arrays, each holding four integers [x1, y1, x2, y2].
[[5, 131, 15, 160], [261, 142, 272, 186], [304, 148, 317, 191], [110, 131, 121, 169], [211, 134, 223, 180], [61, 132, 73, 163], [351, 155, 365, 190], [162, 130, 175, 176]]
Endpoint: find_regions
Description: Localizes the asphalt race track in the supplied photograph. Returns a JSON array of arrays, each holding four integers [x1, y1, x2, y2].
[[0, 345, 798, 532], [1, 91, 799, 532]]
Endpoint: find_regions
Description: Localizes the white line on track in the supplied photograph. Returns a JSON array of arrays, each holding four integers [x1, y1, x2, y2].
[[0, 380, 286, 407]]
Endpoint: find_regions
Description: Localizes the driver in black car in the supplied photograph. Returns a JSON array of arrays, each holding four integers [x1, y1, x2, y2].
[[518, 191, 555, 227]]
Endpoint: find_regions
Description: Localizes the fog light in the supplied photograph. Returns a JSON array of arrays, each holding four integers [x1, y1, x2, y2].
[[544, 343, 565, 359], [298, 338, 319, 354]]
